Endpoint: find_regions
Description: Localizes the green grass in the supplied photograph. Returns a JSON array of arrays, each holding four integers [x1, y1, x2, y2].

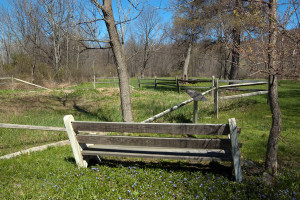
[[0, 79, 299, 199], [0, 146, 299, 200]]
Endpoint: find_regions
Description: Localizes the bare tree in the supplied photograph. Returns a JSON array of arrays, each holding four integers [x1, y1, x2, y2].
[[0, 7, 13, 66], [171, 0, 210, 80], [238, 0, 300, 173], [90, 0, 134, 122], [135, 7, 163, 78], [39, 0, 75, 74], [229, 0, 241, 80]]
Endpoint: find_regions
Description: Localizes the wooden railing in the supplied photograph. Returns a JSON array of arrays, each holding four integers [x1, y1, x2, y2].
[[0, 76, 49, 90]]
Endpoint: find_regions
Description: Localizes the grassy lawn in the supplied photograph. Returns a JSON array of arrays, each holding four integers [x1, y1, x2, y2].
[[0, 79, 299, 199]]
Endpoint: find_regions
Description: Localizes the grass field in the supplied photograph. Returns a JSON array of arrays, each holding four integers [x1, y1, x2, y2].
[[0, 79, 299, 199]]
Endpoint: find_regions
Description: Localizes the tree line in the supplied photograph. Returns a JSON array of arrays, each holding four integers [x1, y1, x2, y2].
[[1, 0, 298, 84]]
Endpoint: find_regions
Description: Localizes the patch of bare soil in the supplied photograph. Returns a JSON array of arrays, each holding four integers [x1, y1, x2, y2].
[[0, 90, 70, 117]]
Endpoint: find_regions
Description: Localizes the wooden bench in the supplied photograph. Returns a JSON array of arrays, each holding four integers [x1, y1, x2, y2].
[[64, 115, 242, 182]]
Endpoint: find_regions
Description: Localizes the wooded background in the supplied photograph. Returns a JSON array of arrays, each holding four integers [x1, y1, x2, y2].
[[0, 0, 299, 84]]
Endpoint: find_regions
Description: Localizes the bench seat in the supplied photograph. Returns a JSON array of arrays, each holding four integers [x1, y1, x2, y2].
[[82, 144, 233, 161]]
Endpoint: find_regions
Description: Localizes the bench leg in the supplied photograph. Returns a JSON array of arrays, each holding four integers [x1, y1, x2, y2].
[[64, 115, 88, 168], [229, 118, 242, 182]]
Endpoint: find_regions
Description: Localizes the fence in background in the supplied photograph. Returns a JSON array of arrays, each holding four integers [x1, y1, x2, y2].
[[93, 75, 118, 89], [138, 76, 269, 120], [138, 76, 212, 93], [0, 76, 49, 90], [213, 78, 268, 118]]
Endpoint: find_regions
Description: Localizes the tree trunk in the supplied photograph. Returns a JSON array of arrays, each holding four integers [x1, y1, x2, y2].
[[265, 0, 281, 174], [229, 26, 240, 80], [77, 45, 80, 70], [229, 0, 241, 81], [101, 0, 134, 122], [266, 75, 281, 173], [182, 42, 192, 81]]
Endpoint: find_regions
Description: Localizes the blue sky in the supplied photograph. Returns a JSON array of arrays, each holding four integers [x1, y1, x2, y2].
[[0, 0, 297, 37]]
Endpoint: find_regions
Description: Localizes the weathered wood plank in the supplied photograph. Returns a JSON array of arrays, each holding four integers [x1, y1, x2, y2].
[[224, 88, 267, 92], [138, 82, 154, 85], [218, 81, 267, 89], [229, 118, 242, 182], [156, 79, 176, 82], [179, 79, 212, 83], [0, 140, 70, 160], [76, 135, 233, 149], [64, 115, 87, 168], [156, 83, 177, 87], [218, 79, 267, 83], [193, 101, 198, 123], [82, 145, 233, 161], [72, 121, 231, 135], [14, 78, 50, 90], [220, 91, 268, 100], [0, 123, 66, 132], [181, 86, 211, 89], [0, 77, 11, 80], [214, 79, 219, 119]]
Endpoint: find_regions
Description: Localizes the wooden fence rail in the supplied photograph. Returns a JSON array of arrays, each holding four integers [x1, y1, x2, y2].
[[0, 123, 66, 132], [213, 78, 268, 119], [93, 75, 118, 89], [0, 76, 49, 90], [138, 76, 212, 93], [141, 89, 212, 123]]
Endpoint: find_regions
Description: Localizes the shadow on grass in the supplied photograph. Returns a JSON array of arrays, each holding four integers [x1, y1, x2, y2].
[[64, 156, 234, 181], [165, 113, 192, 123], [101, 158, 233, 180]]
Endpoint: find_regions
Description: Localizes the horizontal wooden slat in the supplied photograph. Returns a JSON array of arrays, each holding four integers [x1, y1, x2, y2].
[[156, 83, 177, 87], [82, 145, 233, 161], [156, 79, 176, 82], [218, 82, 267, 89], [72, 122, 232, 135], [139, 82, 154, 85], [218, 79, 267, 83], [220, 91, 268, 100], [77, 135, 232, 149], [181, 86, 211, 89], [0, 123, 66, 132]]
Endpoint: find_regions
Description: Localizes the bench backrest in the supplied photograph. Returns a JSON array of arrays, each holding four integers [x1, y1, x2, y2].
[[72, 121, 233, 135]]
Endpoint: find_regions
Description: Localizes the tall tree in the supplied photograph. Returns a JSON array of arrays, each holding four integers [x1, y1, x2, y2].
[[237, 0, 300, 173], [265, 0, 281, 174], [171, 0, 205, 81], [91, 0, 134, 122], [136, 7, 162, 78], [229, 0, 241, 80]]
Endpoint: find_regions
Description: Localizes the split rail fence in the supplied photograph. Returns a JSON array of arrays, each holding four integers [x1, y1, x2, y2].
[[138, 76, 268, 120], [93, 76, 118, 89], [138, 76, 211, 93], [213, 79, 268, 118], [0, 76, 49, 90]]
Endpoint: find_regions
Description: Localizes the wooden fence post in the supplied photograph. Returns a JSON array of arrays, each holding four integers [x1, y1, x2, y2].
[[193, 101, 198, 124], [93, 75, 96, 89], [176, 76, 180, 93], [154, 76, 157, 89], [138, 77, 141, 88], [229, 118, 242, 182], [214, 78, 219, 119], [11, 75, 14, 91], [211, 76, 215, 98]]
